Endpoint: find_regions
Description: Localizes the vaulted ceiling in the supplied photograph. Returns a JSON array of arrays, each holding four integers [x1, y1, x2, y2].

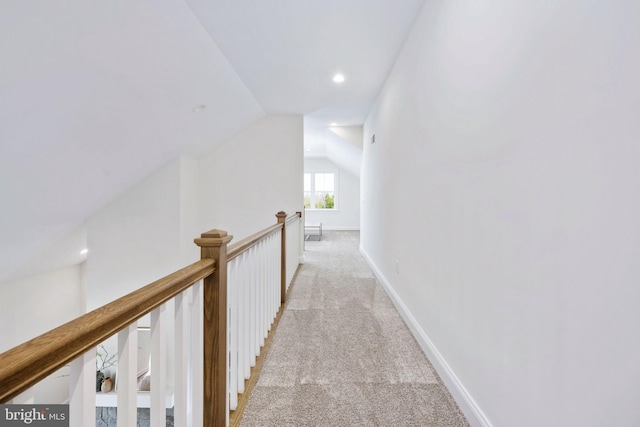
[[0, 0, 424, 282]]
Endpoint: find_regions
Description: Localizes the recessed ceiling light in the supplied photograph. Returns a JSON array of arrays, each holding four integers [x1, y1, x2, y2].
[[332, 73, 345, 83], [330, 122, 338, 126], [80, 249, 88, 255], [192, 104, 206, 113]]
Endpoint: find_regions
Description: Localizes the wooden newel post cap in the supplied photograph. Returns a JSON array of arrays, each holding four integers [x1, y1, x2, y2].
[[276, 211, 287, 222], [194, 229, 233, 247]]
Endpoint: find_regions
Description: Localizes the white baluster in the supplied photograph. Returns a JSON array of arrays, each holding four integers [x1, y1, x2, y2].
[[174, 292, 188, 426], [260, 239, 267, 346], [244, 250, 252, 376], [267, 233, 273, 327], [273, 233, 276, 313], [257, 240, 262, 358], [189, 282, 203, 427], [257, 240, 262, 355], [69, 350, 96, 427], [276, 230, 281, 317], [117, 324, 138, 427], [269, 233, 274, 326], [250, 245, 258, 364], [150, 305, 167, 426], [237, 252, 246, 393], [272, 232, 278, 324], [264, 238, 268, 337], [228, 259, 238, 411], [271, 232, 282, 319]]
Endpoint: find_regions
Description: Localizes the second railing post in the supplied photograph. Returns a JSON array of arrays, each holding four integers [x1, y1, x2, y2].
[[195, 229, 233, 427], [276, 211, 287, 304]]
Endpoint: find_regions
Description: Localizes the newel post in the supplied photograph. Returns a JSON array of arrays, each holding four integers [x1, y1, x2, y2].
[[194, 229, 233, 427], [276, 211, 287, 304]]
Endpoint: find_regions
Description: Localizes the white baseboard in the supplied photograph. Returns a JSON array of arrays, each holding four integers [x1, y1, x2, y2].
[[320, 226, 360, 231], [359, 245, 492, 427]]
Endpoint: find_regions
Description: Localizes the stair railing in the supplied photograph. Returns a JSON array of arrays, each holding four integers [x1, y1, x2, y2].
[[0, 210, 303, 427]]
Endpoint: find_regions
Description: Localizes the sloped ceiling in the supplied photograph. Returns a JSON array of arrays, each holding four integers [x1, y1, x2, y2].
[[186, 0, 425, 124], [0, 0, 425, 282], [186, 0, 425, 175], [305, 125, 364, 178], [0, 0, 265, 281]]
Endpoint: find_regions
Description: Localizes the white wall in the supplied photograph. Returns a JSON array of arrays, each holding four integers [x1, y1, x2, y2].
[[86, 113, 303, 306], [179, 155, 201, 265], [362, 2, 640, 427], [86, 158, 185, 310], [0, 265, 84, 352], [0, 264, 84, 402], [304, 157, 360, 230], [199, 115, 304, 242]]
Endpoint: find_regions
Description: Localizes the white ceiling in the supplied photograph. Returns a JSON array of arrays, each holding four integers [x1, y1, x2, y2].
[[187, 0, 425, 124], [0, 0, 424, 282], [187, 0, 425, 161]]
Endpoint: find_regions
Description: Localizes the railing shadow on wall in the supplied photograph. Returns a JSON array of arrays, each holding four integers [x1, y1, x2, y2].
[[0, 210, 303, 427]]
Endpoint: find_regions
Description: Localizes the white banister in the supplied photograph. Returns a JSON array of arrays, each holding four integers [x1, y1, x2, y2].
[[117, 324, 138, 427], [228, 257, 239, 411], [250, 245, 258, 362], [174, 291, 188, 426], [271, 231, 280, 324], [237, 252, 247, 393], [268, 235, 274, 332], [277, 229, 282, 311], [1, 211, 303, 427], [189, 282, 203, 427], [259, 238, 266, 346], [150, 305, 167, 426], [225, 224, 294, 413], [69, 350, 96, 427], [243, 249, 253, 380]]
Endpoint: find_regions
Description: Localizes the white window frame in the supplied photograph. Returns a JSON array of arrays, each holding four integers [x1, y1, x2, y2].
[[304, 171, 338, 211]]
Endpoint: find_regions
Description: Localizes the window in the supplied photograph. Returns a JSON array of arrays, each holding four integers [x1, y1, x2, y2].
[[304, 172, 336, 210]]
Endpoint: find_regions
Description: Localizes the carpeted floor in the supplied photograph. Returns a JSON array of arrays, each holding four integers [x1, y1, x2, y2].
[[239, 231, 470, 427]]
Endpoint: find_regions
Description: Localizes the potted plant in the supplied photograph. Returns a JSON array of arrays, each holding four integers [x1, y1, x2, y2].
[[96, 344, 117, 392]]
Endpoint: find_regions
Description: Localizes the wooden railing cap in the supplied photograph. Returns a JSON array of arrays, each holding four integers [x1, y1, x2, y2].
[[200, 229, 228, 238], [195, 229, 233, 247]]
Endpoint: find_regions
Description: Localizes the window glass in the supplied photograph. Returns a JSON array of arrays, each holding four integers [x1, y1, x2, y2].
[[304, 172, 336, 210]]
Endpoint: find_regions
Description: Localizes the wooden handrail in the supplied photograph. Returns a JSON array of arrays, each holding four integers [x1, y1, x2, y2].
[[227, 223, 282, 262], [0, 209, 303, 427], [286, 211, 302, 225], [227, 213, 301, 262], [0, 258, 215, 403]]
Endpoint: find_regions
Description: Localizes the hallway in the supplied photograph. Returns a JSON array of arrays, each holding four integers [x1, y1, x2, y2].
[[239, 231, 469, 426]]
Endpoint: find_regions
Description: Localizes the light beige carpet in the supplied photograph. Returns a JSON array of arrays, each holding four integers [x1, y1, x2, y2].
[[239, 231, 470, 427]]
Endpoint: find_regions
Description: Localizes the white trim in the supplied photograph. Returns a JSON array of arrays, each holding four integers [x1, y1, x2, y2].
[[359, 245, 493, 427], [320, 226, 360, 231], [305, 208, 340, 213]]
